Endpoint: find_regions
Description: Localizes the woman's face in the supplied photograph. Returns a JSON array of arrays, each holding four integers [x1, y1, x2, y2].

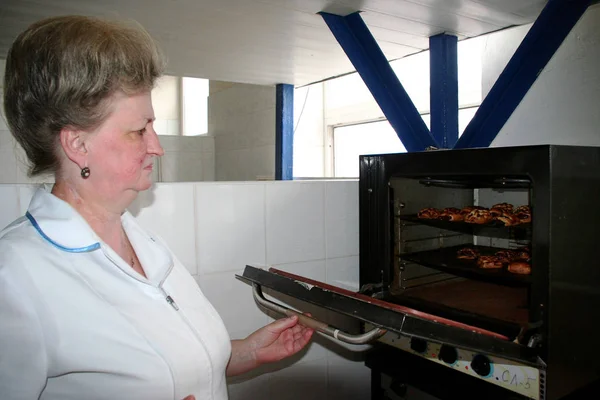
[[85, 91, 163, 198]]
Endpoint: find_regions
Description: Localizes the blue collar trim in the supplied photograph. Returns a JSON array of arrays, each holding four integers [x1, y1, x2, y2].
[[25, 211, 101, 253]]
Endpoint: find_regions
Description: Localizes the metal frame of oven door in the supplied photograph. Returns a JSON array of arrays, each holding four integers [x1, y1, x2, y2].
[[238, 265, 541, 366], [359, 147, 550, 353]]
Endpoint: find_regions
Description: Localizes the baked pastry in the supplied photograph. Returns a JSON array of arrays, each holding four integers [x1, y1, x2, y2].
[[460, 206, 485, 215], [494, 250, 513, 264], [477, 255, 503, 269], [490, 203, 514, 217], [489, 208, 504, 218], [514, 205, 531, 214], [515, 211, 531, 224], [508, 261, 531, 275], [495, 212, 521, 226], [513, 250, 531, 262], [439, 207, 464, 222], [417, 207, 440, 219], [464, 209, 493, 224], [457, 247, 479, 260]]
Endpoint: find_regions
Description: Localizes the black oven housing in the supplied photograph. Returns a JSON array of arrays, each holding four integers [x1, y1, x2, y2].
[[359, 145, 600, 399]]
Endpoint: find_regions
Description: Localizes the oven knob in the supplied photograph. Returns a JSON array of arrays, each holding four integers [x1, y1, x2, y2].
[[410, 338, 427, 354], [438, 345, 458, 365], [471, 354, 492, 377]]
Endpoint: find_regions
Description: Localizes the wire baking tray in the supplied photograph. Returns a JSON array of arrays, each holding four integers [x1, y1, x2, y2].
[[400, 244, 532, 286], [400, 214, 531, 240]]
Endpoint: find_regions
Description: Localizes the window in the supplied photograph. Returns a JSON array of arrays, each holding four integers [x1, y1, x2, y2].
[[293, 35, 485, 179], [150, 75, 209, 136], [151, 75, 180, 135], [182, 77, 209, 136], [333, 120, 406, 178], [332, 107, 478, 178]]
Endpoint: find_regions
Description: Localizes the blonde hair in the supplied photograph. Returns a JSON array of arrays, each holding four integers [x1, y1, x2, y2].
[[3, 15, 166, 176]]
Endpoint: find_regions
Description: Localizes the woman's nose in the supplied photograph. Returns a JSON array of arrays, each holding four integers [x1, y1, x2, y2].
[[147, 129, 165, 156]]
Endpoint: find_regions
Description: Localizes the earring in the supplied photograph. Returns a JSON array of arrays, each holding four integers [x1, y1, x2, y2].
[[81, 166, 91, 179]]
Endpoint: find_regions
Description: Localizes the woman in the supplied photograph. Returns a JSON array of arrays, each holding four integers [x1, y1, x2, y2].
[[0, 15, 313, 400]]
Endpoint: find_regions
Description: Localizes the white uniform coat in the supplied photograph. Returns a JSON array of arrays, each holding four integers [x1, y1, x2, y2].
[[0, 188, 232, 400]]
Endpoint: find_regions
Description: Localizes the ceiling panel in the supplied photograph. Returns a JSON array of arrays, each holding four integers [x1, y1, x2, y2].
[[470, 0, 547, 17], [402, 0, 534, 25], [0, 0, 548, 86]]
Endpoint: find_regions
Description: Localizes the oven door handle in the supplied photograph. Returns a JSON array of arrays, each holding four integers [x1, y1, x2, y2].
[[252, 283, 386, 344]]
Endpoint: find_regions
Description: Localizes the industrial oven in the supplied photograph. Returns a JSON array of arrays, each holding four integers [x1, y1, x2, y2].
[[240, 145, 600, 400]]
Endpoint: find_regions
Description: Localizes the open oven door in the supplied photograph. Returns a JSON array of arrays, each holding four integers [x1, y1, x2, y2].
[[237, 265, 543, 368]]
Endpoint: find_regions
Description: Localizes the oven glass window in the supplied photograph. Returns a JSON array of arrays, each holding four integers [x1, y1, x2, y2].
[[389, 176, 532, 339]]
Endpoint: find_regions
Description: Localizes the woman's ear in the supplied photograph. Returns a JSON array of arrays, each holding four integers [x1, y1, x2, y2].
[[58, 126, 89, 168]]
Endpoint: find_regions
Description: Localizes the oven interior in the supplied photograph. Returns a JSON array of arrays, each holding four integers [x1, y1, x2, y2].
[[370, 174, 538, 344]]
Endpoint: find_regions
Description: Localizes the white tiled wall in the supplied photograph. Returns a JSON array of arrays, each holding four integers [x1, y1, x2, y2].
[[209, 82, 277, 181], [195, 183, 266, 275], [0, 179, 367, 399], [157, 135, 215, 182], [266, 182, 326, 265], [0, 185, 20, 230], [0, 66, 54, 185]]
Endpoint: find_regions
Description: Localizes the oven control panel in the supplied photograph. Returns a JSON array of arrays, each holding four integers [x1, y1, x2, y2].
[[378, 332, 545, 400]]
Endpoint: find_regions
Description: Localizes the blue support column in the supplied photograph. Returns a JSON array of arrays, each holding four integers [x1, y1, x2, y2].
[[454, 0, 592, 149], [320, 12, 439, 152], [275, 84, 294, 180], [430, 34, 459, 149]]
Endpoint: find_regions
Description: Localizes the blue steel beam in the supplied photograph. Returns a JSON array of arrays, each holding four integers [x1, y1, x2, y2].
[[454, 0, 593, 149], [320, 12, 439, 152], [430, 34, 459, 148], [275, 84, 294, 180]]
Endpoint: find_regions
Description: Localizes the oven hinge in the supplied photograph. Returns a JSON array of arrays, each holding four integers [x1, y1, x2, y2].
[[359, 282, 387, 299]]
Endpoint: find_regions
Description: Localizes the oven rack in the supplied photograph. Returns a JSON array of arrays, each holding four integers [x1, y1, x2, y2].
[[399, 244, 531, 287], [417, 176, 531, 189], [400, 214, 531, 241]]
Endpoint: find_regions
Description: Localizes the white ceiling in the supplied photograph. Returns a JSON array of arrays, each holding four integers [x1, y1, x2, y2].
[[0, 0, 547, 86]]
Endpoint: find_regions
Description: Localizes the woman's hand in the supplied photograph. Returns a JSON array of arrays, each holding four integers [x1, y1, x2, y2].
[[227, 315, 314, 376], [251, 314, 314, 365]]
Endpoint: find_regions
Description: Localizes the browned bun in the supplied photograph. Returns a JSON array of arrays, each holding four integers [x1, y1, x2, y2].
[[439, 207, 464, 222], [514, 205, 531, 214], [417, 207, 440, 219], [457, 247, 479, 260], [495, 212, 521, 226], [460, 206, 485, 215], [464, 209, 493, 224], [477, 255, 503, 269], [515, 211, 531, 224], [491, 202, 514, 213], [489, 208, 504, 218], [513, 250, 531, 262], [508, 261, 531, 275], [494, 250, 513, 264]]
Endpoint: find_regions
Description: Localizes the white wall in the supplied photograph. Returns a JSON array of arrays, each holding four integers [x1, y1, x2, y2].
[[209, 82, 276, 181], [486, 4, 600, 147], [0, 180, 368, 400]]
